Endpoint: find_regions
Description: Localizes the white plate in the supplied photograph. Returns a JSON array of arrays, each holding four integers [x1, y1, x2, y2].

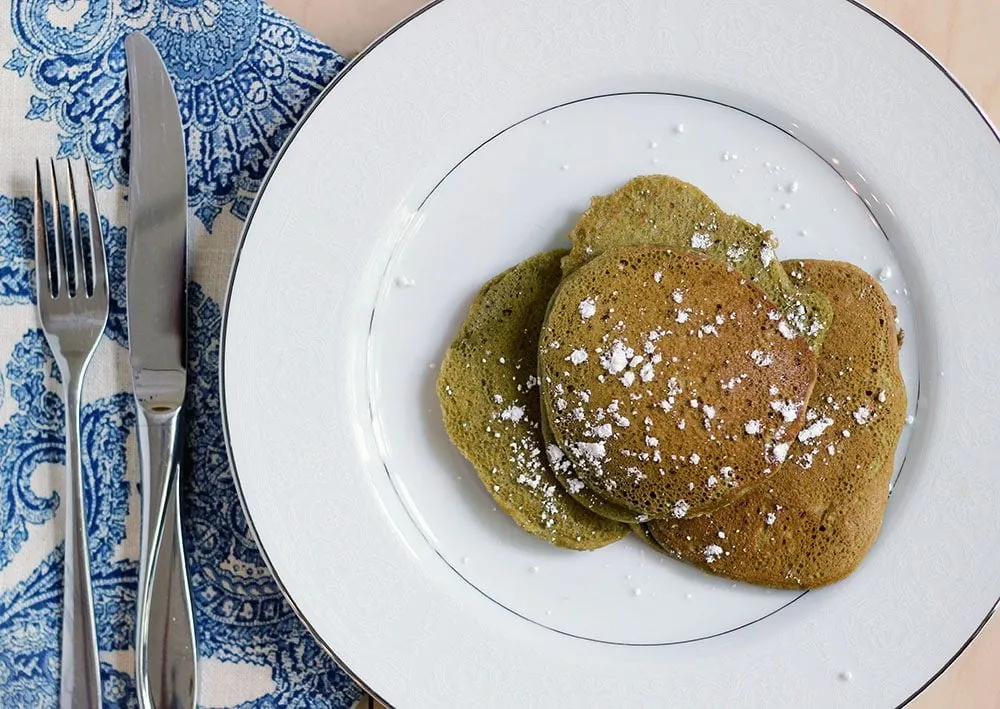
[[221, 1, 1000, 706]]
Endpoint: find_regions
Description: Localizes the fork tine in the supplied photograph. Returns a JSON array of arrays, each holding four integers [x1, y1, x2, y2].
[[48, 158, 67, 298], [83, 161, 108, 299], [33, 158, 52, 299], [65, 160, 87, 297]]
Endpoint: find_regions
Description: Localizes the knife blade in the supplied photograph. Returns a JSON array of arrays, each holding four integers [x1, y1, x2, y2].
[[124, 31, 198, 709]]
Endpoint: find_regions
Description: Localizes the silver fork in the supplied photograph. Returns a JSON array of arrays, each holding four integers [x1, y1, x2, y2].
[[34, 158, 109, 709]]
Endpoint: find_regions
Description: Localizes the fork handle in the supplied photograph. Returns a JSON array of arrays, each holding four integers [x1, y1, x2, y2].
[[134, 406, 197, 709], [60, 371, 102, 709]]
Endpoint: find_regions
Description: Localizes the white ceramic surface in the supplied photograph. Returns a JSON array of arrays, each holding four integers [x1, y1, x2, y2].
[[221, 0, 1000, 706]]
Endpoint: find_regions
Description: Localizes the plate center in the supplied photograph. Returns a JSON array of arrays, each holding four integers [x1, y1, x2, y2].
[[369, 93, 917, 645]]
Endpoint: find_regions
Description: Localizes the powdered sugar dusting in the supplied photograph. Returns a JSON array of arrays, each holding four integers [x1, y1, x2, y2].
[[777, 320, 797, 339], [770, 399, 801, 423], [501, 405, 525, 423], [760, 245, 775, 268], [600, 340, 634, 376], [567, 348, 588, 365], [750, 349, 773, 367], [798, 415, 834, 442], [691, 233, 712, 249]]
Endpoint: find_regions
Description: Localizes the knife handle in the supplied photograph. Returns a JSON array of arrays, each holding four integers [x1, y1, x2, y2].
[[148, 472, 198, 709], [134, 403, 198, 709]]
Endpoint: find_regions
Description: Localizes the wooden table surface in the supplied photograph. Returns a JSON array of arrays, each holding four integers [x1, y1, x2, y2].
[[268, 1, 1000, 707]]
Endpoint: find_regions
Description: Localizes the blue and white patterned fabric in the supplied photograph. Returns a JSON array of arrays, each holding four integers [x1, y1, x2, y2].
[[0, 1, 361, 705]]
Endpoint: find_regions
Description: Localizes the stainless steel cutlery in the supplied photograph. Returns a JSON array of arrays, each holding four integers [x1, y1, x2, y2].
[[41, 30, 200, 709], [34, 157, 109, 709], [125, 31, 198, 709]]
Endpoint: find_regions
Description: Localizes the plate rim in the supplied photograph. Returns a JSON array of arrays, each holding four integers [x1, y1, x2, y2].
[[218, 1, 1000, 706]]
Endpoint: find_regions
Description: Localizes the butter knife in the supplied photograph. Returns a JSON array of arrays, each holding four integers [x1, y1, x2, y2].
[[124, 32, 198, 709]]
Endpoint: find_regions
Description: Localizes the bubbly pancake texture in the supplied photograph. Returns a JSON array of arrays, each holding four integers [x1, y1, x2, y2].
[[437, 250, 628, 550], [647, 260, 906, 588], [539, 246, 818, 520], [562, 175, 833, 349]]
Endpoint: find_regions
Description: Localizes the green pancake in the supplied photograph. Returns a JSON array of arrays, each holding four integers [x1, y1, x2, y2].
[[539, 246, 818, 520], [562, 175, 833, 349], [646, 260, 907, 588], [437, 250, 628, 549]]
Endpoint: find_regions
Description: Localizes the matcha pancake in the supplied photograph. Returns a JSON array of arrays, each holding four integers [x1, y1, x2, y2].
[[562, 175, 833, 349], [437, 250, 628, 550], [539, 246, 818, 520], [646, 260, 906, 588]]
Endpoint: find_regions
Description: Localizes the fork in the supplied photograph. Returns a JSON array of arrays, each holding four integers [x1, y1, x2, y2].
[[34, 158, 109, 709]]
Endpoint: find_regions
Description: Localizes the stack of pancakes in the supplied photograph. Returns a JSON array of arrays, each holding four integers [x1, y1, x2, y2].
[[438, 175, 906, 589]]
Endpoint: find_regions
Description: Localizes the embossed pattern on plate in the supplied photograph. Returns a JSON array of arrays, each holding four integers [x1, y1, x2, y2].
[[222, 1, 1000, 706]]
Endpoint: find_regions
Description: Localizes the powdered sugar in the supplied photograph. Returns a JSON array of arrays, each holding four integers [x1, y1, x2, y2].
[[595, 423, 614, 439], [501, 405, 525, 423], [572, 441, 607, 461], [798, 415, 834, 442], [777, 320, 797, 339], [750, 349, 774, 367], [601, 340, 634, 375], [567, 348, 589, 365], [770, 399, 801, 423], [691, 233, 712, 249], [760, 245, 775, 268]]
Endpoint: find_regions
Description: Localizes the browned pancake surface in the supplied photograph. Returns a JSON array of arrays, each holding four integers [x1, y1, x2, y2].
[[562, 175, 833, 349], [539, 246, 818, 520], [647, 260, 906, 588]]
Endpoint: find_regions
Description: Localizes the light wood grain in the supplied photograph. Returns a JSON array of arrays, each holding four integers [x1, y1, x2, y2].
[[269, 1, 1000, 707]]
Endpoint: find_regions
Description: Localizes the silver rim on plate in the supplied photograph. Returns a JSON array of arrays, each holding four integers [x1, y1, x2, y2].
[[220, 1, 1000, 706]]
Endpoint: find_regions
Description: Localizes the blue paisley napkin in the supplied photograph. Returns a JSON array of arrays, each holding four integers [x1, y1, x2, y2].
[[0, 1, 362, 706]]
